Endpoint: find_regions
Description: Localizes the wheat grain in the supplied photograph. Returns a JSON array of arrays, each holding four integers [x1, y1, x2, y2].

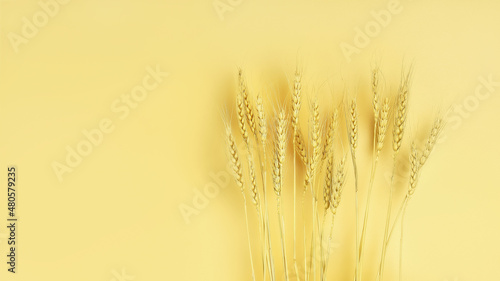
[[349, 100, 358, 152], [292, 71, 302, 129], [392, 72, 411, 154], [256, 93, 268, 146], [330, 156, 347, 215], [237, 94, 250, 144], [239, 69, 257, 136], [311, 100, 321, 170], [408, 142, 421, 197], [322, 110, 338, 162], [295, 128, 308, 164], [227, 127, 244, 191], [273, 110, 288, 196], [248, 158, 260, 207], [372, 67, 380, 123], [323, 155, 334, 211], [420, 118, 443, 166], [376, 98, 390, 153]]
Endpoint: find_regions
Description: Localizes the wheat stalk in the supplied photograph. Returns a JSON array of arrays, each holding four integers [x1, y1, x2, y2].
[[399, 142, 420, 281], [345, 98, 360, 281], [273, 109, 289, 281], [322, 155, 347, 279], [383, 117, 443, 281], [237, 87, 269, 281], [377, 69, 412, 281], [308, 99, 322, 281], [226, 126, 256, 281], [256, 92, 276, 281], [291, 70, 302, 281]]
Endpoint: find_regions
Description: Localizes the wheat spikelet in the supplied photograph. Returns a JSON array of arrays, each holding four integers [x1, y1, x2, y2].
[[304, 164, 313, 194], [372, 68, 380, 123], [376, 98, 390, 153], [330, 156, 347, 215], [310, 100, 322, 180], [323, 154, 334, 211], [420, 118, 443, 166], [273, 110, 288, 196], [322, 110, 338, 162], [239, 69, 257, 136], [248, 158, 260, 207], [392, 73, 411, 154], [256, 93, 267, 146], [295, 128, 308, 164], [226, 127, 244, 192], [349, 100, 358, 152], [292, 71, 302, 130], [237, 94, 250, 144], [408, 142, 421, 197]]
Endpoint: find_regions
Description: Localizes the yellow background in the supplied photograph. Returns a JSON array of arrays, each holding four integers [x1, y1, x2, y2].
[[1, 0, 499, 280]]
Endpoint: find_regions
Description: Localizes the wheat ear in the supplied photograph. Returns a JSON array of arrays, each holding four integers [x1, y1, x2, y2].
[[399, 143, 420, 281], [377, 71, 412, 281], [226, 127, 256, 281], [256, 93, 276, 281], [375, 99, 395, 281], [239, 69, 257, 136], [295, 128, 308, 165], [345, 99, 360, 281], [237, 94, 260, 209], [273, 109, 289, 281], [319, 110, 337, 281], [237, 93, 266, 281], [323, 155, 347, 279], [359, 87, 382, 281], [373, 67, 381, 125], [291, 70, 302, 281], [308, 99, 321, 281], [383, 117, 442, 281], [319, 141, 334, 281]]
